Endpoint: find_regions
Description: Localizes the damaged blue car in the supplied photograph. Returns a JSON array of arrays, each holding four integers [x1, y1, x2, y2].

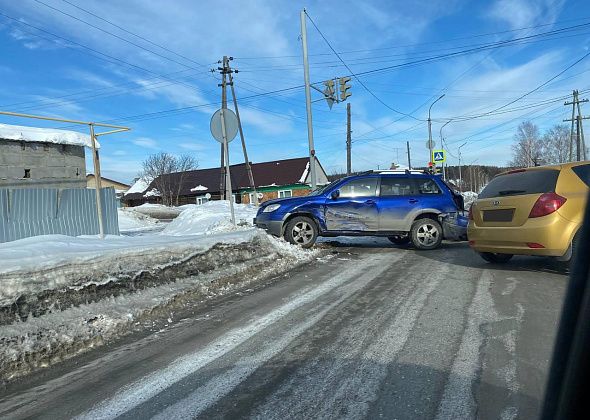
[[254, 170, 468, 249]]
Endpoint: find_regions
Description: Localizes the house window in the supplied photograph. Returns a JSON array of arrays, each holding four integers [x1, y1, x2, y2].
[[196, 196, 209, 205], [278, 190, 292, 198], [24, 169, 31, 178]]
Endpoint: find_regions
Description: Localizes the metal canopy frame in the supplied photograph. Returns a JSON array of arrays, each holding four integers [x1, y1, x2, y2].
[[0, 110, 130, 238]]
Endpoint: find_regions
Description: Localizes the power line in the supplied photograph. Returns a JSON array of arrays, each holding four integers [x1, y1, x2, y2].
[[58, 0, 207, 68], [304, 10, 423, 121], [33, 0, 206, 72], [234, 16, 590, 59]]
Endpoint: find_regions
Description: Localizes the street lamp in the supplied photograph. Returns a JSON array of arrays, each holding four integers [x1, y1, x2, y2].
[[458, 142, 467, 191], [428, 94, 445, 164], [439, 120, 451, 180]]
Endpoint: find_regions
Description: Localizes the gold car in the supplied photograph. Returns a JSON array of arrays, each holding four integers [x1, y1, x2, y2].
[[468, 161, 589, 266]]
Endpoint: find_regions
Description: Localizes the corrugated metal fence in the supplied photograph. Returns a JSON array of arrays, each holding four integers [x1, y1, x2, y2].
[[0, 187, 119, 243]]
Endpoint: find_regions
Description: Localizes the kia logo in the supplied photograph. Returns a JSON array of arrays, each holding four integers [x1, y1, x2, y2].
[[492, 200, 501, 206]]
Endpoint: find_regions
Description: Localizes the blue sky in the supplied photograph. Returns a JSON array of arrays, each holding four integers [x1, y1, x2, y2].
[[0, 0, 589, 183]]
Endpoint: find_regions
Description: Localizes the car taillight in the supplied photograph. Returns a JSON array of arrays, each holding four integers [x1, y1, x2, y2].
[[468, 205, 474, 220], [528, 192, 567, 218]]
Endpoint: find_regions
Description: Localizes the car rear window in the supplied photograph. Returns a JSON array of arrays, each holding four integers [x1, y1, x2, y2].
[[572, 164, 590, 187], [478, 169, 559, 199]]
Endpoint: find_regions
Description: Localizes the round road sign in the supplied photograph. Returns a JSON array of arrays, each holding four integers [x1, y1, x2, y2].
[[426, 139, 436, 149], [210, 108, 238, 143]]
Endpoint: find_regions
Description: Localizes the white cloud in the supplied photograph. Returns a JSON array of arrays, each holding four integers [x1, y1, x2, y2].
[[132, 137, 158, 149], [112, 150, 127, 156], [179, 142, 206, 151], [487, 0, 566, 29]]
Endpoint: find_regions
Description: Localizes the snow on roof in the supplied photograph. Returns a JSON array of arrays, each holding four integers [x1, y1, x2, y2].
[[0, 123, 98, 148], [190, 185, 208, 192], [125, 178, 149, 196]]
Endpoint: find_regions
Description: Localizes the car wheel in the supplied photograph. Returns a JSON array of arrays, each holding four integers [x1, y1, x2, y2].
[[284, 216, 318, 249], [479, 252, 513, 263], [388, 235, 410, 245], [410, 218, 443, 250]]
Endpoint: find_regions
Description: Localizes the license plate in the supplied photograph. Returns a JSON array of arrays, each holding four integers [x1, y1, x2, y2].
[[482, 209, 515, 222]]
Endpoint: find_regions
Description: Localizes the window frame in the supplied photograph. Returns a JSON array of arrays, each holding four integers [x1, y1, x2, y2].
[[278, 189, 293, 199], [379, 176, 416, 197]]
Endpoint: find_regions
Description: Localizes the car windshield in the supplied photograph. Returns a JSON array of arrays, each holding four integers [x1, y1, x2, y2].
[[309, 179, 341, 196]]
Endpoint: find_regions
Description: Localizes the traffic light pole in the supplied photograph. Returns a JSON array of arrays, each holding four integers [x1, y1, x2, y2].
[[300, 9, 317, 190], [346, 103, 351, 175]]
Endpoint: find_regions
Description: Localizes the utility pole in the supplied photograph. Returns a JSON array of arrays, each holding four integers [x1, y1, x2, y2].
[[439, 120, 451, 181], [346, 102, 351, 175], [458, 142, 467, 192], [300, 9, 317, 190], [428, 94, 445, 164], [564, 90, 589, 161], [218, 59, 228, 200], [406, 141, 412, 169], [226, 58, 258, 206]]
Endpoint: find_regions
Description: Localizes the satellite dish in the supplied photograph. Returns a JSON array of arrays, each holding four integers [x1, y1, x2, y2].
[[205, 193, 211, 199]]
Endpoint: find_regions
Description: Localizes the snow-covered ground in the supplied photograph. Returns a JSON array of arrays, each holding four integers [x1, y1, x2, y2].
[[0, 201, 319, 380], [118, 208, 160, 233]]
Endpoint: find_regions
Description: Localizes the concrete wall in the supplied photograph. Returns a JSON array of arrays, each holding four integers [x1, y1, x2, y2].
[[0, 139, 86, 189]]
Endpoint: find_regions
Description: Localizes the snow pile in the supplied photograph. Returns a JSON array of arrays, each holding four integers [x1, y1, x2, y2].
[[0, 123, 97, 148], [0, 231, 317, 381], [118, 208, 159, 232], [132, 203, 182, 219], [462, 191, 478, 209], [125, 178, 149, 196], [162, 200, 257, 236]]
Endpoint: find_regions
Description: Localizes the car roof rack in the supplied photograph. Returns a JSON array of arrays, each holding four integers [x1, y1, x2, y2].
[[359, 169, 427, 175]]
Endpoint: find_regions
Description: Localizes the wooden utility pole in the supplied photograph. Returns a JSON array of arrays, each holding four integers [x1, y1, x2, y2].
[[346, 102, 351, 175], [406, 141, 411, 169], [564, 90, 589, 161]]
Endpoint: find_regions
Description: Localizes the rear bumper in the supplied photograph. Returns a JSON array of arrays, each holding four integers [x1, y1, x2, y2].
[[467, 214, 578, 257], [254, 215, 283, 237]]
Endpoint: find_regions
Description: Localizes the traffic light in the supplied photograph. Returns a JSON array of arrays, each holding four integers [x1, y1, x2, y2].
[[323, 79, 335, 109], [339, 76, 352, 101]]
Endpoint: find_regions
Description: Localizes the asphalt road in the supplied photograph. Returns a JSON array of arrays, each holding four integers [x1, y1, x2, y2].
[[0, 239, 568, 419]]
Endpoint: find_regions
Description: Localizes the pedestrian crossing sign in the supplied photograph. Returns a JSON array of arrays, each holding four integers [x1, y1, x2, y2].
[[432, 150, 446, 163]]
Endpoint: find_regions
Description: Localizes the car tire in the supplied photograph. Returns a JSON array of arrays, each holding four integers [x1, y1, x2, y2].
[[284, 216, 318, 249], [479, 252, 513, 263], [388, 235, 410, 245], [556, 231, 581, 271], [410, 218, 443, 250]]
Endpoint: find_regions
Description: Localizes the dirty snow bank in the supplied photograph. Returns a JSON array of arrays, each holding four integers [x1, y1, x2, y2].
[[132, 203, 182, 220], [162, 200, 257, 236], [118, 208, 160, 232], [0, 231, 317, 381]]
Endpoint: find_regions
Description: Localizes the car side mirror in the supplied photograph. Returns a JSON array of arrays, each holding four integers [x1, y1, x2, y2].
[[330, 190, 340, 200]]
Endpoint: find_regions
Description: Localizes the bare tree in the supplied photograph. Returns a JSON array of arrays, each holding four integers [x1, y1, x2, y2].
[[511, 121, 542, 167], [141, 152, 198, 206], [542, 124, 570, 164]]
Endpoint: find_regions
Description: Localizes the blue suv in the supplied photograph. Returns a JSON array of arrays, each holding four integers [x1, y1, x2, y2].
[[254, 170, 468, 249]]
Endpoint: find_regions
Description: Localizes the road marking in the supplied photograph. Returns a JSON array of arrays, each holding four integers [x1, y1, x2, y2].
[[77, 252, 403, 420], [435, 269, 498, 420]]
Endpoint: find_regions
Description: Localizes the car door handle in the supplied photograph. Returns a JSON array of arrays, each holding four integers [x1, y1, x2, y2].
[[408, 199, 419, 204], [364, 199, 376, 204]]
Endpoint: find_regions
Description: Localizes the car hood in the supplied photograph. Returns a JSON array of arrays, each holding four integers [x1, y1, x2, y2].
[[261, 195, 319, 209]]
